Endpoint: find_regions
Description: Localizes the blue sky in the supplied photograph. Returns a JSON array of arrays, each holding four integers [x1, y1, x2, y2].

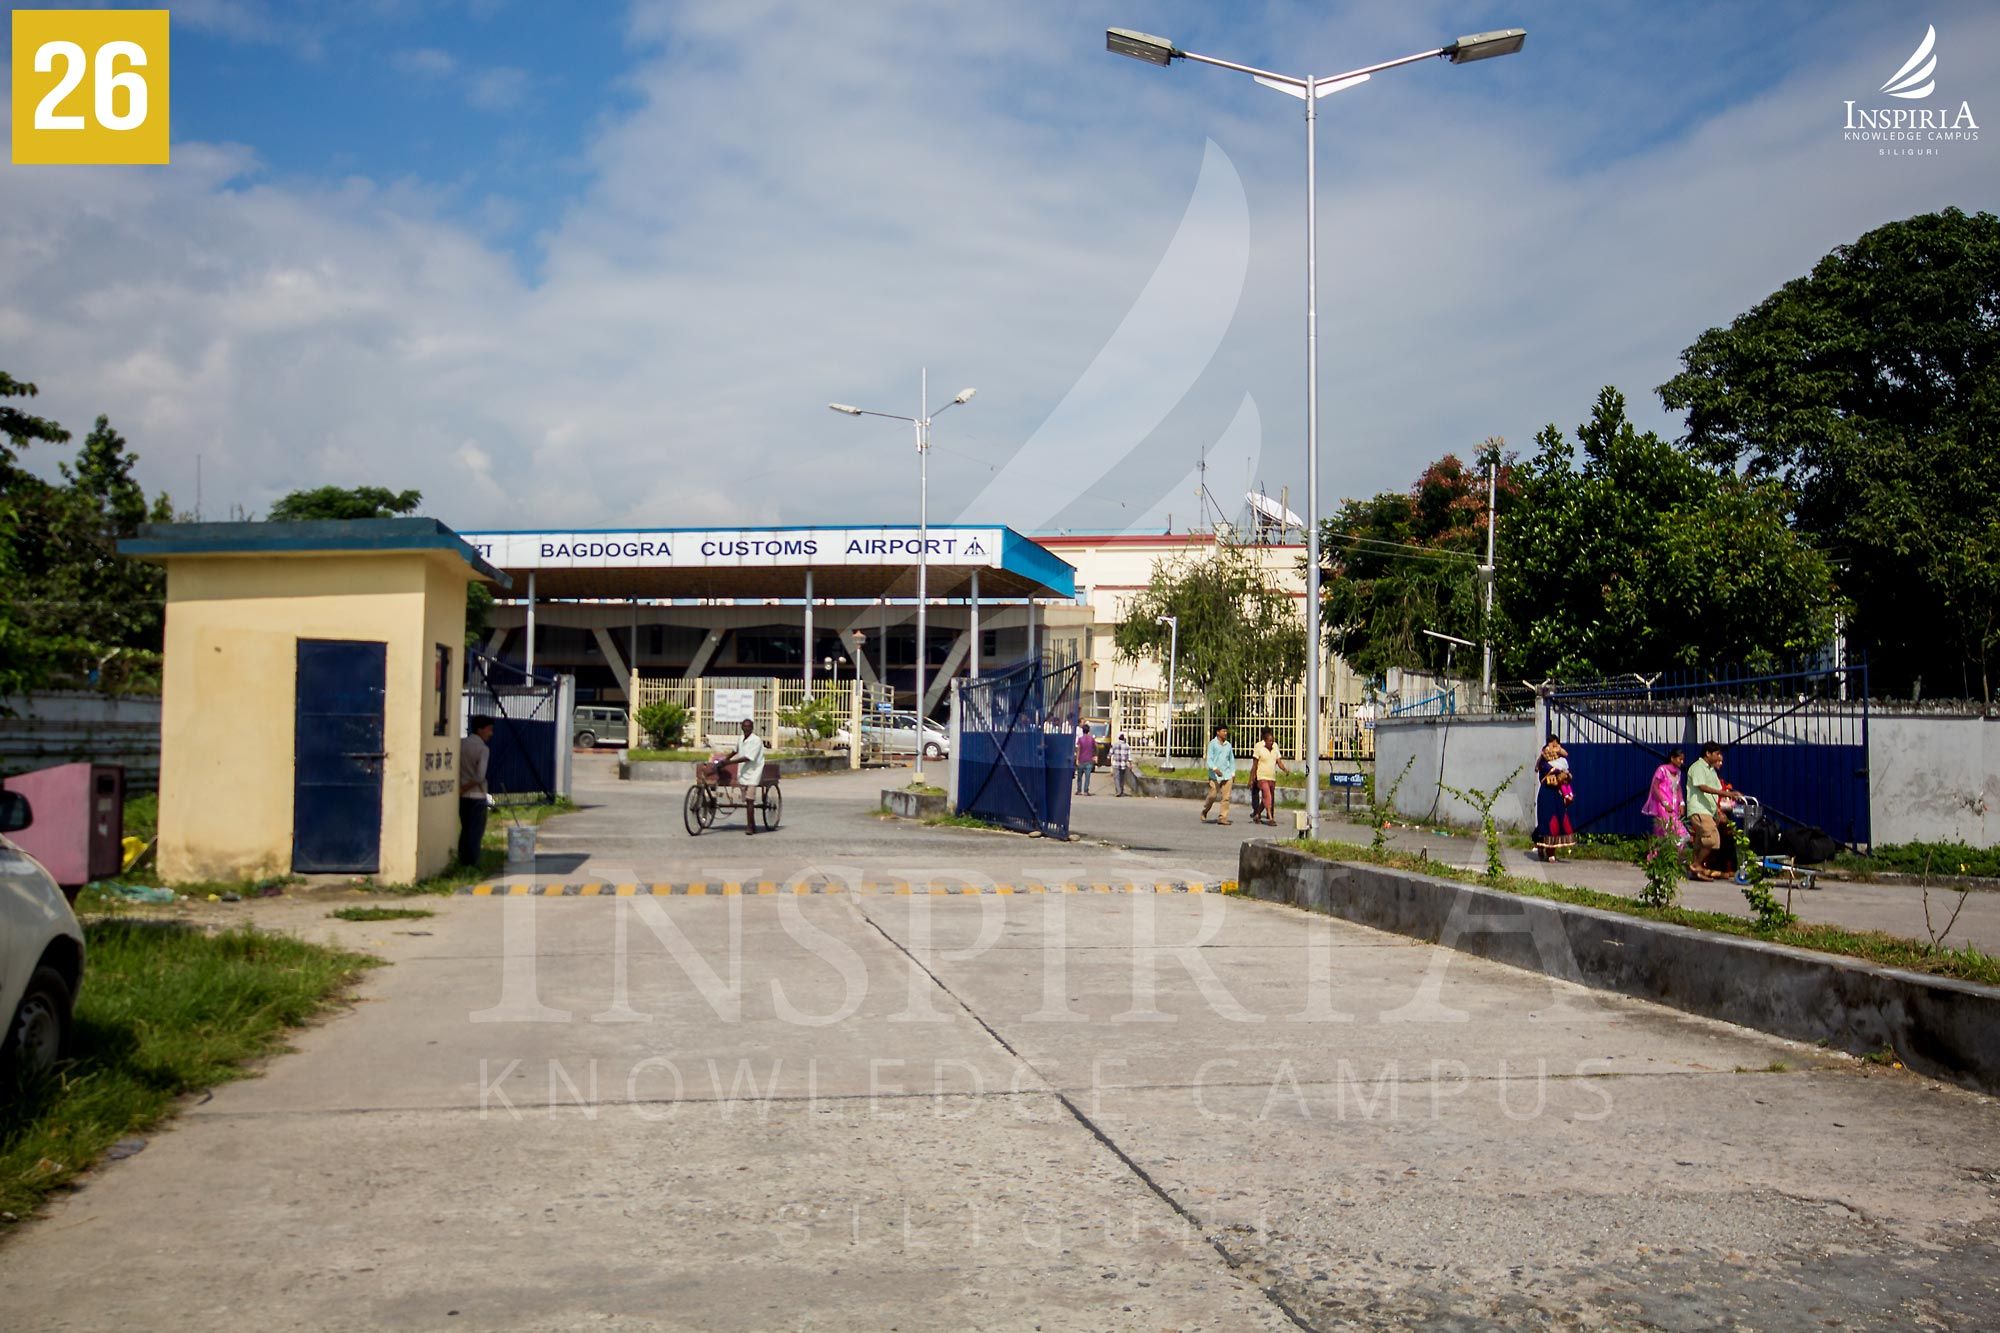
[[4, 1, 1998, 534]]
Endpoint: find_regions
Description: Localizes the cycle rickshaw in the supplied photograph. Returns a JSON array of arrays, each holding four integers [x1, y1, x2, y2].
[[683, 757, 783, 835]]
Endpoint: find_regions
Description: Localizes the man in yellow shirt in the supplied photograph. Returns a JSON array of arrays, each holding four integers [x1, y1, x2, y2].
[[1251, 727, 1289, 827]]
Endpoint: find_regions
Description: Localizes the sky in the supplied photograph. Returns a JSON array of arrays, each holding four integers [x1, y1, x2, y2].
[[3, 0, 1997, 536]]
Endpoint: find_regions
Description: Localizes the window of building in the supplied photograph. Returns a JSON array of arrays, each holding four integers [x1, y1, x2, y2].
[[432, 643, 451, 737]]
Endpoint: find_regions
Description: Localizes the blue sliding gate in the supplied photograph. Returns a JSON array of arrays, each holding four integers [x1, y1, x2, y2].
[[1545, 664, 1870, 849], [956, 659, 1080, 840]]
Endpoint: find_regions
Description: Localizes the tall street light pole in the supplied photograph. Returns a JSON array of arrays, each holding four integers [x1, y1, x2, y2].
[[1161, 613, 1179, 769], [830, 375, 976, 783], [1106, 24, 1525, 836]]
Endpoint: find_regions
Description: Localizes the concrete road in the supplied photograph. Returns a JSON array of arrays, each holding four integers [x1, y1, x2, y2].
[[5, 766, 2000, 1329], [551, 754, 2000, 952]]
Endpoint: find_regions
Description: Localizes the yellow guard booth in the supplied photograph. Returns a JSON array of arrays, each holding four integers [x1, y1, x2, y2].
[[122, 519, 509, 885]]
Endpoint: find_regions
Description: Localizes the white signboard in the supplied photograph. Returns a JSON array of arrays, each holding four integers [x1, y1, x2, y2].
[[460, 527, 1008, 571], [712, 688, 756, 726]]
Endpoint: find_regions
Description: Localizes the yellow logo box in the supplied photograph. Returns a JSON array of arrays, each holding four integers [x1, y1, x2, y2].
[[11, 9, 170, 165]]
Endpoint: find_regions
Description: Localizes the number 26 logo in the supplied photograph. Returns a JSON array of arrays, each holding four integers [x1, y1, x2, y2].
[[11, 10, 171, 165]]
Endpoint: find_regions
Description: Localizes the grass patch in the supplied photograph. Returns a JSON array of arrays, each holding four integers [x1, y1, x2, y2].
[[1285, 836, 2000, 988], [328, 906, 435, 922], [122, 791, 158, 844], [924, 811, 1006, 830], [1833, 841, 2000, 881], [905, 782, 945, 796], [1, 921, 374, 1226]]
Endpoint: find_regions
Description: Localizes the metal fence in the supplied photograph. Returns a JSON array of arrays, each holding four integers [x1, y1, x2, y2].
[[957, 659, 1081, 839], [630, 674, 889, 760], [1545, 664, 1870, 847], [1107, 685, 1375, 767]]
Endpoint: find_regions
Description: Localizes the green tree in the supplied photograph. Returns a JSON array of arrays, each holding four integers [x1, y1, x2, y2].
[[266, 484, 493, 650], [0, 388, 173, 694], [1660, 207, 2000, 702], [1114, 540, 1306, 713], [267, 485, 423, 521], [1496, 387, 1839, 681], [1, 373, 76, 693], [1319, 444, 1510, 680]]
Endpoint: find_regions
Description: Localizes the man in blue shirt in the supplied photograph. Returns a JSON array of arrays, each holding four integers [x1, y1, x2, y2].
[[1201, 724, 1235, 826]]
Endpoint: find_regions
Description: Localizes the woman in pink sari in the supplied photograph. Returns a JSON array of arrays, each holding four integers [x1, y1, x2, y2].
[[1641, 746, 1689, 845]]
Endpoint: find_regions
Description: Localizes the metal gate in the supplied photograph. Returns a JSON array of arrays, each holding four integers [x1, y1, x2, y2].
[[465, 651, 572, 803], [956, 659, 1081, 839], [1545, 664, 1870, 848]]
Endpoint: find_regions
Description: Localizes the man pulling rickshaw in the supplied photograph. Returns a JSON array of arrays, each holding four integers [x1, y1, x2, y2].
[[687, 717, 782, 836]]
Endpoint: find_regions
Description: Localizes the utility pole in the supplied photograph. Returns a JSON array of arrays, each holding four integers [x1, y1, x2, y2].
[[1480, 457, 1497, 706]]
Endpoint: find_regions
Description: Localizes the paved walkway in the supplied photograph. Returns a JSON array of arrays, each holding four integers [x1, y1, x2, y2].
[[4, 762, 1999, 1327]]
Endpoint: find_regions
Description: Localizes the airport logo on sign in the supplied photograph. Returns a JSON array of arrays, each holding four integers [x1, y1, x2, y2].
[[1843, 25, 1979, 154]]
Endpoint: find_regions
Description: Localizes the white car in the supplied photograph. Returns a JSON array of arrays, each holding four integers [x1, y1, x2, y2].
[[1, 789, 84, 1080], [834, 712, 950, 761]]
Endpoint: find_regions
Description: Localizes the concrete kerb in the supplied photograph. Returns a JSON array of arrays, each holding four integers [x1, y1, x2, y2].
[[1239, 840, 2000, 1097], [880, 788, 948, 819]]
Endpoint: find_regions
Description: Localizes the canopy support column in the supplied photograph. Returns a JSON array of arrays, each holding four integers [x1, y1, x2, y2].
[[969, 569, 981, 679], [803, 569, 815, 689], [525, 571, 537, 680]]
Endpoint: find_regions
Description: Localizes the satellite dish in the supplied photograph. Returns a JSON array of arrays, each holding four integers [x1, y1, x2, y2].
[[1245, 491, 1302, 529]]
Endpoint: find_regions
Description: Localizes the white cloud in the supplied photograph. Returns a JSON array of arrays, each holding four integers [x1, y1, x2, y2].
[[392, 47, 458, 78], [465, 66, 530, 111], [1, 0, 1997, 540]]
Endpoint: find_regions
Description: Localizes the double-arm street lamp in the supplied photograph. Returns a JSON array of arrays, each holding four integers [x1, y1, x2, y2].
[[830, 371, 976, 782], [1105, 23, 1525, 834]]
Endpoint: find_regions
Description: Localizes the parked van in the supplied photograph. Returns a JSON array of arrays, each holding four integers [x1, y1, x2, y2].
[[573, 705, 631, 749]]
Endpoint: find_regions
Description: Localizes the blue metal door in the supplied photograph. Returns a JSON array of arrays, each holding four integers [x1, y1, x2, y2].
[[293, 639, 387, 873]]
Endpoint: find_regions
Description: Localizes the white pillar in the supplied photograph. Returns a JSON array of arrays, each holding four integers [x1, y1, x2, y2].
[[968, 569, 981, 679], [525, 570, 537, 680], [803, 569, 815, 689], [1026, 598, 1038, 667]]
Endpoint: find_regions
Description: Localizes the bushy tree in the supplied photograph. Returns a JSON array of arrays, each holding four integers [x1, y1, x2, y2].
[[1, 383, 172, 694], [1114, 540, 1306, 711], [1319, 443, 1512, 679], [1660, 207, 2000, 702], [267, 485, 423, 521], [1497, 387, 1839, 681]]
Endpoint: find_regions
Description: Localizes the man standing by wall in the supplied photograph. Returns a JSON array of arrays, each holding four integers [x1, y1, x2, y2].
[[458, 714, 495, 867], [1201, 724, 1235, 826], [1075, 723, 1097, 796]]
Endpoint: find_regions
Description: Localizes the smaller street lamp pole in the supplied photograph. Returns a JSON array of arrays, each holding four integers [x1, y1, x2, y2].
[[1481, 457, 1497, 706]]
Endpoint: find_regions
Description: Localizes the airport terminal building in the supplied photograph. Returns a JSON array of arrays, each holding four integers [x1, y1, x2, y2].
[[466, 523, 1362, 719]]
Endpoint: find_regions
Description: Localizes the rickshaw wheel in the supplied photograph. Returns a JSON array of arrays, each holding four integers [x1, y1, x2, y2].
[[683, 785, 709, 836], [760, 786, 783, 831]]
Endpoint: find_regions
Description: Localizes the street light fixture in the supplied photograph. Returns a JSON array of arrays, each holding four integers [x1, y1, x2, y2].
[[827, 371, 976, 783], [1104, 21, 1525, 835]]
